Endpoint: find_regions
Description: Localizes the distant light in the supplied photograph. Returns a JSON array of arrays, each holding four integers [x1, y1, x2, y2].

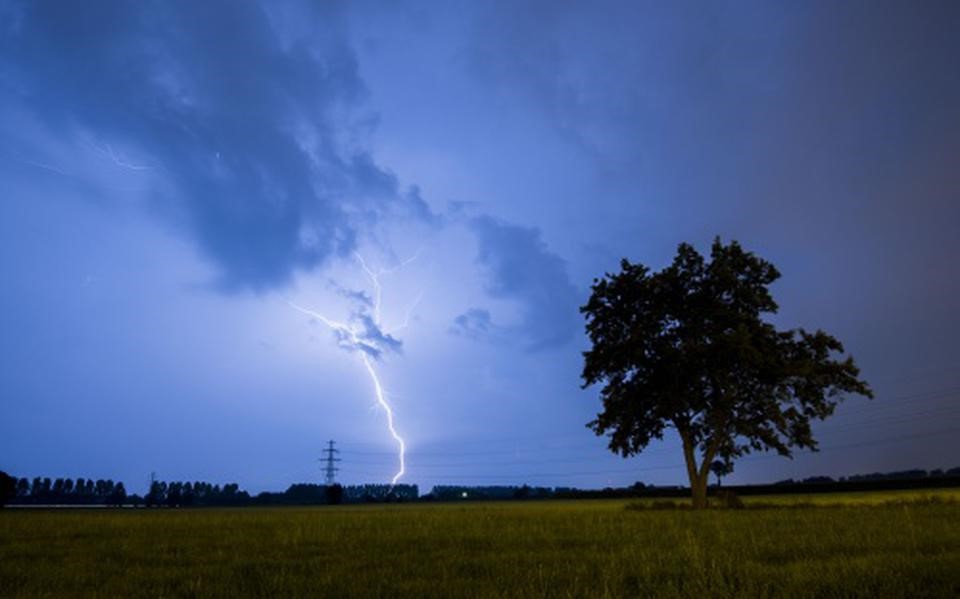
[[461, 491, 468, 498]]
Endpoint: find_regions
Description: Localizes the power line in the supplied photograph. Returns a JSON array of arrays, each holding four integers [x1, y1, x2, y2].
[[338, 385, 960, 460], [343, 426, 960, 483], [329, 383, 960, 485], [340, 409, 960, 464], [833, 385, 960, 417], [817, 406, 960, 432]]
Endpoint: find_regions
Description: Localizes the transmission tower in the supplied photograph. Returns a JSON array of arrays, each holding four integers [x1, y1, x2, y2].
[[320, 440, 341, 485]]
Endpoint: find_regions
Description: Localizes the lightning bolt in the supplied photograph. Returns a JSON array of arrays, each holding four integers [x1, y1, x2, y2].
[[23, 159, 70, 176], [290, 253, 419, 485], [87, 139, 152, 171], [360, 352, 405, 484]]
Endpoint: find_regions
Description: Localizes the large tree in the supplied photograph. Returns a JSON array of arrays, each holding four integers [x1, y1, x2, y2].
[[581, 238, 872, 508]]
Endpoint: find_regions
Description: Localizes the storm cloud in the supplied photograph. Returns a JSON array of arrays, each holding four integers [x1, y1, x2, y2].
[[3, 0, 958, 492], [0, 0, 425, 290], [465, 215, 580, 351]]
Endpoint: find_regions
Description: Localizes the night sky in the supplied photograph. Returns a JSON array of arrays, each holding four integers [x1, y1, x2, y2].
[[2, 0, 959, 494]]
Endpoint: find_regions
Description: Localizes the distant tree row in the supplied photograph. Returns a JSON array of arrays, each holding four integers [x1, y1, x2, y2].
[[257, 483, 343, 505], [144, 481, 249, 507], [342, 483, 418, 503], [0, 473, 253, 507], [428, 485, 555, 501], [7, 475, 127, 505], [5, 465, 956, 509], [0, 472, 15, 506], [0, 474, 422, 508], [776, 467, 960, 486], [253, 483, 419, 505]]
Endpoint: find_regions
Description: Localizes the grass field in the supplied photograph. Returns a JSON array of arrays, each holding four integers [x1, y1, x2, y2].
[[2, 490, 959, 598]]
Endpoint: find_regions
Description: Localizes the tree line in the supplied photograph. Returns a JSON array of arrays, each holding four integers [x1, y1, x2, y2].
[[0, 472, 423, 507], [0, 472, 252, 507], [144, 481, 249, 507], [3, 466, 958, 508], [253, 483, 419, 505], [4, 475, 128, 505], [776, 467, 960, 486]]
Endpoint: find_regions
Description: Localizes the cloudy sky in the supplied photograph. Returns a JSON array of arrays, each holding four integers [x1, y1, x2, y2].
[[2, 0, 958, 494]]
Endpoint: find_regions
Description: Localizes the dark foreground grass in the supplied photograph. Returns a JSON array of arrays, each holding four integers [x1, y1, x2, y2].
[[2, 494, 959, 598]]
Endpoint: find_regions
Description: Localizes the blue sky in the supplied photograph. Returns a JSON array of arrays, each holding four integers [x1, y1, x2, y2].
[[2, 0, 958, 494]]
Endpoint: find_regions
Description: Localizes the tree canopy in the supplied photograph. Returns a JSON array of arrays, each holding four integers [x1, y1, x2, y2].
[[581, 238, 872, 508]]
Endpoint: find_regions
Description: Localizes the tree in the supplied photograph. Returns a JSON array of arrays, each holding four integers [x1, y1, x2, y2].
[[0, 471, 16, 507], [52, 478, 65, 501], [166, 482, 182, 507], [16, 478, 30, 499], [581, 238, 872, 508], [709, 459, 733, 487], [109, 482, 127, 506], [64, 479, 76, 504], [145, 481, 165, 507], [181, 482, 195, 506], [325, 484, 344, 505]]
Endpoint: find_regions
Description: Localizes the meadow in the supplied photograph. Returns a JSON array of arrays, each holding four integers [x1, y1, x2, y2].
[[2, 490, 959, 598]]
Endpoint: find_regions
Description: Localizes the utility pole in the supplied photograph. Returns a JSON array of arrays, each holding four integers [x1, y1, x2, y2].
[[320, 440, 341, 486]]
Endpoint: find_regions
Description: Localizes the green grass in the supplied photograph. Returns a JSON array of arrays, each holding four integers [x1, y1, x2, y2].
[[628, 488, 960, 510], [742, 488, 960, 506], [2, 492, 959, 597]]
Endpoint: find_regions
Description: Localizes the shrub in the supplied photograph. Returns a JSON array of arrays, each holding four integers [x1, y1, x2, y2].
[[714, 490, 744, 509]]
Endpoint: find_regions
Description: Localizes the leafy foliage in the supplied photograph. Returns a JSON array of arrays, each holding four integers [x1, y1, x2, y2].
[[581, 238, 873, 506]]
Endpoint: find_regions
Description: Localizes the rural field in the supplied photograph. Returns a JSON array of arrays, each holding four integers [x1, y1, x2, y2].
[[2, 490, 959, 598]]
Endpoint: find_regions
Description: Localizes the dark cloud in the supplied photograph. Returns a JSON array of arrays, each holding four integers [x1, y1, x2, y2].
[[449, 307, 495, 341], [467, 215, 580, 350], [5, 0, 958, 490], [353, 312, 403, 359], [462, 0, 960, 360], [449, 0, 960, 477], [327, 279, 374, 308], [0, 0, 431, 291], [312, 305, 402, 361]]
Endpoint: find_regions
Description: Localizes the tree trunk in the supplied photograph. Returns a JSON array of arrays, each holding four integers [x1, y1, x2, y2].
[[679, 429, 718, 510], [690, 473, 709, 509], [679, 432, 706, 509]]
